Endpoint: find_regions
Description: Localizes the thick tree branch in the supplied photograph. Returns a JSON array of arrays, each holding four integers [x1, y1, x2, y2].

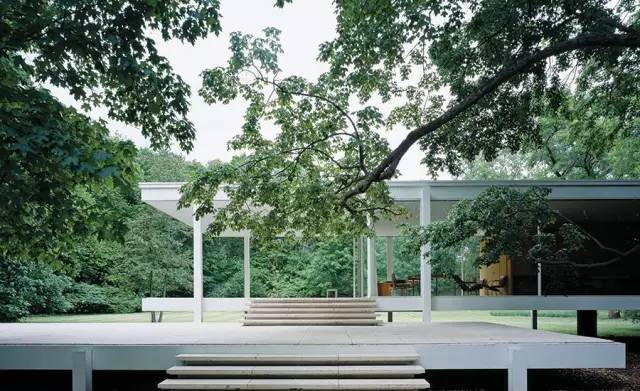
[[340, 31, 640, 203], [532, 242, 640, 268], [255, 76, 368, 173], [552, 210, 629, 256]]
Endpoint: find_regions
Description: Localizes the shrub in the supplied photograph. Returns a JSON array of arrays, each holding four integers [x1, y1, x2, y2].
[[66, 283, 139, 314], [0, 259, 71, 322], [623, 310, 640, 323]]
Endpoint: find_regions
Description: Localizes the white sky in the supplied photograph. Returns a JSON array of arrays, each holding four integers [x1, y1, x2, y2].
[[52, 0, 432, 180]]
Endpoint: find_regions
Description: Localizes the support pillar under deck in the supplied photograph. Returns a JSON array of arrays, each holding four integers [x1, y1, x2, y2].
[[507, 346, 527, 391], [72, 349, 93, 391], [577, 310, 598, 337]]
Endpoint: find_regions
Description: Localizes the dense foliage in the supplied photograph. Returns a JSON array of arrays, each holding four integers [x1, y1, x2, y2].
[[0, 0, 221, 263], [182, 1, 640, 239], [4, 150, 417, 321], [462, 61, 640, 180], [0, 259, 71, 321]]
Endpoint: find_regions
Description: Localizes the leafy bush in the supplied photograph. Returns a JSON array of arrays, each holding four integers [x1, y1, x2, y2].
[[623, 310, 640, 323], [66, 283, 139, 314], [0, 259, 71, 322]]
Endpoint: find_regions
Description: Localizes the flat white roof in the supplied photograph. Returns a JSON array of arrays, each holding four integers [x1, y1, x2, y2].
[[139, 180, 640, 233]]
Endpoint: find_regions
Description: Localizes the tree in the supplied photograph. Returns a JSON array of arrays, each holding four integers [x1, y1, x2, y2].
[[136, 148, 203, 182], [183, 1, 640, 238], [458, 151, 550, 180], [109, 149, 202, 299], [113, 204, 193, 299], [462, 62, 640, 180], [250, 237, 353, 298], [1, 0, 222, 262]]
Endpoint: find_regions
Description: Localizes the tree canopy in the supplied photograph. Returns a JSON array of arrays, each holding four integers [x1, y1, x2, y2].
[[462, 59, 640, 180], [183, 0, 640, 239], [1, 0, 221, 262]]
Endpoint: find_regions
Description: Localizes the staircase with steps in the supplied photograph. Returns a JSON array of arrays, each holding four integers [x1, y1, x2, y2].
[[242, 298, 381, 326], [158, 352, 430, 390]]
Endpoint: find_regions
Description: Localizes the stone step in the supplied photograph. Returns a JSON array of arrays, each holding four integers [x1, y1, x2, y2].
[[176, 353, 420, 365], [167, 364, 425, 377], [251, 298, 375, 303], [242, 319, 382, 326], [248, 302, 377, 308], [246, 307, 376, 313], [244, 312, 377, 319], [158, 378, 429, 389]]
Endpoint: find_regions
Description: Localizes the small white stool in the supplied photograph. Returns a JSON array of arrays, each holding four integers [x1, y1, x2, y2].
[[326, 289, 338, 298]]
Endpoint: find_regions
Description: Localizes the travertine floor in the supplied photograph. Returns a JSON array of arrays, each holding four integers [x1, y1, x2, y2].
[[0, 321, 610, 346]]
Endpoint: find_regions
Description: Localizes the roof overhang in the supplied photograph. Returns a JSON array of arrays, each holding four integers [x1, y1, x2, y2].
[[139, 180, 640, 235]]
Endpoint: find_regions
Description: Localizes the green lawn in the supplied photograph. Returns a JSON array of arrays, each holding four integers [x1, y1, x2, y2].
[[21, 310, 640, 337], [22, 311, 242, 323]]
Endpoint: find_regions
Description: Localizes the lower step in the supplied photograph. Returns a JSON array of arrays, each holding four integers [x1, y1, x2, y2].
[[159, 378, 429, 389], [251, 298, 375, 303], [167, 364, 425, 377], [242, 319, 382, 326]]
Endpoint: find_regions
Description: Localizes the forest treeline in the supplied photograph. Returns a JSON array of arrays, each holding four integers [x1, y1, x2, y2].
[[0, 148, 427, 322]]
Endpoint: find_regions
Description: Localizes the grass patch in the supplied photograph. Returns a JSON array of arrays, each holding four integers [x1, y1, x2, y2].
[[489, 310, 577, 318]]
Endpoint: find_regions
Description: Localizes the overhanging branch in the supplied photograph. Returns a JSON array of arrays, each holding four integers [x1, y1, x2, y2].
[[340, 31, 640, 203]]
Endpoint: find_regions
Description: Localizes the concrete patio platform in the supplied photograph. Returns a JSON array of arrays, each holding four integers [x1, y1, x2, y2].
[[0, 322, 626, 391], [0, 321, 620, 345]]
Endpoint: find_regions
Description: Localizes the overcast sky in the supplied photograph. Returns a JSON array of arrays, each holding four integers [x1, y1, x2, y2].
[[52, 0, 433, 180]]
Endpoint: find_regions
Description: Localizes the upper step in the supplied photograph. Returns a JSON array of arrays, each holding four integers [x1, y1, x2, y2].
[[158, 378, 429, 390], [246, 307, 376, 313], [248, 302, 376, 308], [176, 353, 420, 365], [244, 312, 377, 319], [167, 364, 425, 377]]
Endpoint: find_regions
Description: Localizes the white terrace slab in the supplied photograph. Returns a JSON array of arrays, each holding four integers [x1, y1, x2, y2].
[[0, 322, 624, 391], [0, 321, 616, 345]]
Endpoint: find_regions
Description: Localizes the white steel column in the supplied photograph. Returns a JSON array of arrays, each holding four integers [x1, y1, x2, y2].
[[420, 186, 432, 322], [367, 235, 378, 297], [243, 235, 251, 298], [359, 237, 365, 297], [193, 212, 204, 323], [532, 262, 542, 329], [386, 236, 394, 281], [72, 349, 93, 391], [508, 346, 528, 391], [352, 239, 357, 297]]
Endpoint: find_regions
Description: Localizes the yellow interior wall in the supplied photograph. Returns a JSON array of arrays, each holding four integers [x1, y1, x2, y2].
[[479, 254, 513, 295]]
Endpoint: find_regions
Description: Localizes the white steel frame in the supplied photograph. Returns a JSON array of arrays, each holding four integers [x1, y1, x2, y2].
[[139, 180, 640, 323]]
